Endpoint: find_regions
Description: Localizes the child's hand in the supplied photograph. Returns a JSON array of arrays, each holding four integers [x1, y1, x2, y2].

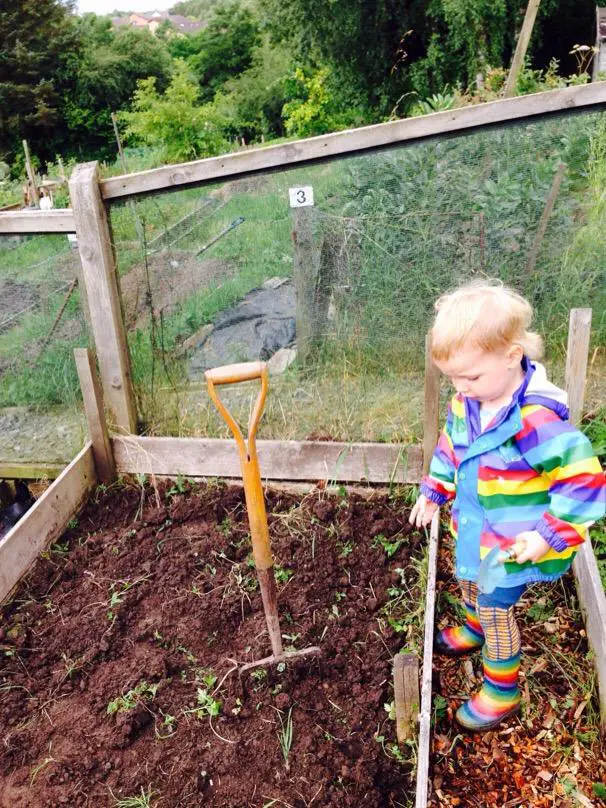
[[513, 531, 551, 563], [409, 495, 439, 528]]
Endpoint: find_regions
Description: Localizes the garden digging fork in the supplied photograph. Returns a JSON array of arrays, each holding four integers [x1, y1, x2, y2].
[[205, 361, 321, 672]]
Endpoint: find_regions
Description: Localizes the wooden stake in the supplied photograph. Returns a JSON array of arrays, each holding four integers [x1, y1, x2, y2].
[[565, 308, 592, 426], [504, 0, 542, 98], [423, 332, 441, 475], [393, 653, 420, 742], [23, 139, 40, 206], [74, 348, 116, 483], [111, 112, 145, 243], [525, 162, 566, 279]]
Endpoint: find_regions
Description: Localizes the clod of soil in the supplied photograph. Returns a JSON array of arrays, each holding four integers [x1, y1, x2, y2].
[[0, 481, 424, 807]]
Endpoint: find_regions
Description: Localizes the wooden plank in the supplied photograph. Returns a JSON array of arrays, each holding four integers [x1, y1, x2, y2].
[[69, 162, 137, 434], [574, 541, 606, 733], [112, 436, 423, 484], [74, 348, 116, 483], [504, 0, 542, 97], [565, 308, 592, 426], [415, 510, 440, 808], [0, 444, 96, 604], [564, 308, 606, 732], [0, 209, 76, 234], [291, 206, 318, 364], [393, 653, 420, 743], [423, 332, 441, 475], [100, 84, 606, 201], [0, 462, 64, 480]]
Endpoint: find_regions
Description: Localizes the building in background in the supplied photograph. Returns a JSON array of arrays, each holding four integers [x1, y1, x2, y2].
[[110, 10, 204, 35]]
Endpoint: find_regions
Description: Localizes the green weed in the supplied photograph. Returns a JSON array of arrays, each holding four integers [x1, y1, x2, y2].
[[107, 681, 159, 715]]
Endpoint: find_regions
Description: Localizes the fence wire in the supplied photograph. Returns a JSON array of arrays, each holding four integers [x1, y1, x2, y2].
[[0, 233, 89, 465], [107, 109, 606, 443]]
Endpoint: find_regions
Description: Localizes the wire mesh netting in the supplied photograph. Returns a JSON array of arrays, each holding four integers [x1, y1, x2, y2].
[[108, 109, 606, 443], [0, 233, 89, 466]]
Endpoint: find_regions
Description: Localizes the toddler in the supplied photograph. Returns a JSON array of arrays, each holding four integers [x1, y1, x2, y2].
[[410, 281, 605, 731]]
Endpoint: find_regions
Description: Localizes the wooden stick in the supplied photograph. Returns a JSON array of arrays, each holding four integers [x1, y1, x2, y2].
[[74, 348, 116, 483], [525, 162, 566, 278], [565, 308, 592, 426], [423, 332, 441, 475], [504, 0, 542, 97], [23, 139, 39, 206], [291, 206, 318, 365], [393, 653, 420, 742], [32, 278, 78, 363]]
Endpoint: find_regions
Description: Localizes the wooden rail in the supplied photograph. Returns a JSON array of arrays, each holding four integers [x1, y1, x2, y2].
[[100, 84, 606, 201], [112, 436, 423, 484], [0, 209, 76, 234], [0, 444, 96, 603]]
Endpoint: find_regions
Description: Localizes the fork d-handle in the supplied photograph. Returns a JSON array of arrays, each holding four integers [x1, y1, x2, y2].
[[205, 361, 283, 658]]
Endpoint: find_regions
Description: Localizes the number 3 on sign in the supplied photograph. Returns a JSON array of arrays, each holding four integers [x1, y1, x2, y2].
[[289, 186, 314, 208]]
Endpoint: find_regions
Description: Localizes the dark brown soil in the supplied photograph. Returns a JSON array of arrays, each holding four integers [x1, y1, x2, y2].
[[0, 480, 423, 807]]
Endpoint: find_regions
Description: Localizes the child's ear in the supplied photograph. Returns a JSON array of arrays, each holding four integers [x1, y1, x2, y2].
[[506, 344, 524, 366]]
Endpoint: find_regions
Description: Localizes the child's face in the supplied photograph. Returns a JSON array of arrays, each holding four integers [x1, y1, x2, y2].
[[435, 344, 524, 405]]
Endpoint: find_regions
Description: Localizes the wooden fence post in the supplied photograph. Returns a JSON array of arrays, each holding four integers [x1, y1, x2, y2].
[[291, 206, 319, 365], [69, 162, 137, 434], [565, 308, 606, 734], [423, 332, 441, 475], [504, 0, 542, 97], [525, 162, 566, 280], [74, 348, 116, 483], [23, 139, 39, 206], [565, 308, 592, 427]]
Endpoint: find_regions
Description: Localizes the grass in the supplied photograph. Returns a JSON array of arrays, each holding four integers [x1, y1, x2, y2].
[[110, 785, 156, 807]]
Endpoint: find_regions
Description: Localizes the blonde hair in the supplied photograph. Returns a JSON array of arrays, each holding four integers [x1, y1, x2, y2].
[[431, 280, 543, 362]]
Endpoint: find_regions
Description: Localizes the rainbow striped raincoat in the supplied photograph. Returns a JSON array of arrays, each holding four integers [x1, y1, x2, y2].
[[421, 358, 606, 586]]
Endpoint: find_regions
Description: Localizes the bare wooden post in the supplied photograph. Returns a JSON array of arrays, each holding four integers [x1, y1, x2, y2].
[[504, 0, 542, 97], [69, 162, 137, 434], [565, 308, 592, 426], [291, 206, 319, 365], [74, 348, 116, 483], [565, 308, 606, 734], [23, 139, 39, 206], [525, 162, 566, 279], [393, 653, 420, 742], [423, 332, 441, 475]]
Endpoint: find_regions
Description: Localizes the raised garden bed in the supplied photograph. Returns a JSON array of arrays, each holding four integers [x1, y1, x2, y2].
[[0, 479, 428, 807]]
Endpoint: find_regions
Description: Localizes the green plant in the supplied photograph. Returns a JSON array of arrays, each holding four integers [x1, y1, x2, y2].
[[276, 707, 294, 770], [107, 681, 159, 715], [111, 784, 156, 807], [187, 687, 221, 719], [372, 533, 404, 558], [274, 565, 293, 585]]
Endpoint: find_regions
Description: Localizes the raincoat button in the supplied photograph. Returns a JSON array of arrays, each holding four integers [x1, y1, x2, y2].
[[461, 516, 468, 525], [459, 566, 467, 574], [459, 472, 466, 480]]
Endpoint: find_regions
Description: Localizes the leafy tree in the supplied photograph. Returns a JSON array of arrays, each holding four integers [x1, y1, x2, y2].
[[282, 68, 368, 138], [214, 39, 291, 140], [0, 0, 77, 163], [178, 2, 261, 100], [61, 17, 172, 161], [169, 0, 226, 19], [120, 59, 229, 162]]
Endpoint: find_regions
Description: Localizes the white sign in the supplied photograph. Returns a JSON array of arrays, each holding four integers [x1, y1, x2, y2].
[[289, 186, 314, 208]]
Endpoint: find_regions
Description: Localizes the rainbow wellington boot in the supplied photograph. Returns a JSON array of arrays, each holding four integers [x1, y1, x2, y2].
[[435, 585, 484, 656], [455, 648, 521, 731]]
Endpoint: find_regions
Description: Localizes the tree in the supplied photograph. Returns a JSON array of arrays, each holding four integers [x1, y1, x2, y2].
[[180, 2, 261, 101], [61, 17, 172, 161], [0, 0, 77, 163], [120, 59, 229, 162]]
